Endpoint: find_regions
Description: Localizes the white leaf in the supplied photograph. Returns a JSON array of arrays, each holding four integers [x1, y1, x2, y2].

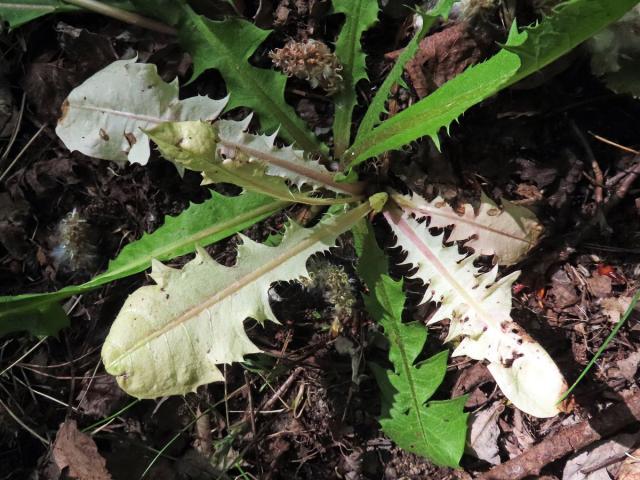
[[101, 203, 371, 398], [467, 402, 503, 465], [392, 190, 543, 265], [56, 58, 228, 165], [563, 433, 638, 480], [383, 207, 567, 418], [216, 118, 345, 193]]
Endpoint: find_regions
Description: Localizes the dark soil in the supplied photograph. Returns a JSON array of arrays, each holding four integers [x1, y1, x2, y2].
[[1, 1, 640, 480]]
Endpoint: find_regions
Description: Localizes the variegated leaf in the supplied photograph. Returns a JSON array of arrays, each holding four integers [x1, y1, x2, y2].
[[148, 119, 363, 205], [383, 206, 567, 418], [392, 190, 543, 265]]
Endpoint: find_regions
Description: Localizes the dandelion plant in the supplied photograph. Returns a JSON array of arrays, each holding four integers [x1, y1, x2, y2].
[[1, 0, 637, 467]]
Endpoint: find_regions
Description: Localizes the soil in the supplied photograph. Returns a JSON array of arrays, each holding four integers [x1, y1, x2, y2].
[[1, 1, 640, 480]]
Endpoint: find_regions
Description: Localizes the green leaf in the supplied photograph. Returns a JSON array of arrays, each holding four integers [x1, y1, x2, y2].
[[355, 0, 455, 142], [102, 202, 372, 398], [147, 119, 363, 205], [0, 1, 134, 29], [355, 220, 467, 467], [0, 1, 76, 28], [345, 0, 639, 166], [0, 191, 287, 337], [174, 4, 326, 156], [331, 0, 379, 156]]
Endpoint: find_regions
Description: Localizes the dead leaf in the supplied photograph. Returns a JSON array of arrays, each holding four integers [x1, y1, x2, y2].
[[467, 402, 503, 465], [402, 22, 493, 98], [505, 408, 536, 459], [617, 446, 640, 480], [617, 351, 640, 382], [453, 363, 493, 409], [52, 419, 111, 480], [587, 274, 613, 298], [76, 374, 126, 418], [602, 296, 633, 323], [563, 432, 638, 480], [550, 268, 579, 309]]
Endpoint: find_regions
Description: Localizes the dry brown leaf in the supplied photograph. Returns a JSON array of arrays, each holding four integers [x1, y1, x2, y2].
[[53, 419, 111, 480], [602, 296, 633, 323], [617, 446, 640, 480], [76, 373, 126, 418], [617, 352, 640, 382], [550, 268, 580, 309], [563, 432, 638, 480], [587, 274, 613, 298]]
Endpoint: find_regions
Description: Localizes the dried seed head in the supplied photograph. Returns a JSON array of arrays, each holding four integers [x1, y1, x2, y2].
[[269, 39, 343, 95], [451, 0, 498, 21], [302, 257, 356, 324], [51, 209, 99, 275]]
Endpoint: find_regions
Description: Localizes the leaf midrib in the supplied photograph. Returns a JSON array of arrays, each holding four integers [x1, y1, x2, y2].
[[393, 194, 531, 245], [219, 138, 363, 196], [385, 209, 504, 332]]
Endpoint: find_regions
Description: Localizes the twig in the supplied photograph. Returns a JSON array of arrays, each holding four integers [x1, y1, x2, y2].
[[571, 121, 603, 205], [549, 154, 640, 260], [244, 371, 257, 438], [0, 397, 49, 446], [262, 366, 304, 411], [590, 132, 640, 156], [612, 159, 640, 205], [0, 337, 47, 378], [62, 0, 177, 35], [0, 124, 46, 184], [478, 389, 640, 480], [0, 93, 25, 164]]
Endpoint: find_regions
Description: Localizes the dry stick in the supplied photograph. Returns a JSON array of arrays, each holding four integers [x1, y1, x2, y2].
[[0, 93, 26, 164], [261, 366, 304, 411], [571, 121, 603, 205], [612, 159, 640, 205], [244, 371, 257, 438], [0, 124, 45, 183], [556, 154, 640, 257], [62, 0, 176, 35], [590, 132, 640, 156], [478, 389, 640, 480]]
